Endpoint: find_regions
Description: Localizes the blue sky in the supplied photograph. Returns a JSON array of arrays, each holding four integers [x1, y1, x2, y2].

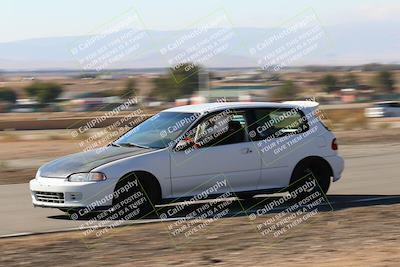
[[1, 0, 400, 42]]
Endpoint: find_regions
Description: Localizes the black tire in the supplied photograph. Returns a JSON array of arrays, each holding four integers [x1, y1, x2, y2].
[[237, 194, 256, 204], [112, 173, 159, 220], [289, 158, 331, 198], [59, 208, 70, 213]]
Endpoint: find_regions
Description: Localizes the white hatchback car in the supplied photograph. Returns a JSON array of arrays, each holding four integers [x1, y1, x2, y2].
[[30, 101, 344, 217], [365, 101, 400, 118]]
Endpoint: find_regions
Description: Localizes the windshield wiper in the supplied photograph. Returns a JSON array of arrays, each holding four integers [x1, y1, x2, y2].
[[118, 142, 150, 149]]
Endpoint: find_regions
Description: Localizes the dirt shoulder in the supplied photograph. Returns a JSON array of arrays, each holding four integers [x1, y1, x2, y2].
[[335, 128, 400, 144], [1, 203, 399, 266], [0, 140, 79, 184]]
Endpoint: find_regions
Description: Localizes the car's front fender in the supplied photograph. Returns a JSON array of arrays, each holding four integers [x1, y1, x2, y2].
[[92, 148, 172, 198]]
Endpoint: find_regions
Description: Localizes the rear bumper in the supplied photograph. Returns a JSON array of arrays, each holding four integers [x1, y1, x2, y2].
[[325, 155, 344, 182], [29, 177, 117, 209]]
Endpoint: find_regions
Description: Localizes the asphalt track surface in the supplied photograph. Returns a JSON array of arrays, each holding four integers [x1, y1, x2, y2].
[[1, 143, 400, 237]]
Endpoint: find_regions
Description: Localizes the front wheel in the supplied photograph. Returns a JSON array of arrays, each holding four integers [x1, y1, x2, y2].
[[112, 174, 158, 220]]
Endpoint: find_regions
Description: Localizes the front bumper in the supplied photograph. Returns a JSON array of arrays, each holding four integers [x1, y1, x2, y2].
[[29, 176, 117, 209]]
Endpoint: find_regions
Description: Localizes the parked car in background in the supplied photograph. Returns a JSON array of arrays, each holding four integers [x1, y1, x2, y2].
[[365, 101, 400, 118]]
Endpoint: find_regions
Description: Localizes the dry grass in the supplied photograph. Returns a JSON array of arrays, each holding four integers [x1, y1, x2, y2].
[[322, 108, 368, 130], [0, 132, 20, 142]]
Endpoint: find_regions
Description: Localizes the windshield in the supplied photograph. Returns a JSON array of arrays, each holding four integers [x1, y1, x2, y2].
[[115, 111, 199, 149]]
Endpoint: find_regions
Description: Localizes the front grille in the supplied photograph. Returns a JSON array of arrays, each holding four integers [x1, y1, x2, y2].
[[34, 191, 64, 203]]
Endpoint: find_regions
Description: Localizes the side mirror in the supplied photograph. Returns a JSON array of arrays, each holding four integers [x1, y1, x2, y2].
[[174, 139, 193, 152]]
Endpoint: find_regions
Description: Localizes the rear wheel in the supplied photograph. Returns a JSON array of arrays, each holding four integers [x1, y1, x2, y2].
[[289, 158, 331, 198]]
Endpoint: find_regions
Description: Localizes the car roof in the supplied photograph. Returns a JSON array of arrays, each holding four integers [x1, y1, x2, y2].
[[163, 101, 318, 113], [375, 101, 398, 104]]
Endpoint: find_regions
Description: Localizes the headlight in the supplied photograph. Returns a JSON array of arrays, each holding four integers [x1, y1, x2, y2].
[[68, 172, 107, 182]]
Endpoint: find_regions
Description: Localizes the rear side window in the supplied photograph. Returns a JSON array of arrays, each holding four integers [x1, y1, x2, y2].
[[250, 108, 309, 140], [374, 102, 400, 108], [374, 103, 392, 108], [389, 103, 400, 108]]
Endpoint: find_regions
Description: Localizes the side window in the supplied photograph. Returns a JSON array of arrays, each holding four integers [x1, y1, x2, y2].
[[390, 103, 400, 108], [250, 108, 308, 140], [187, 110, 249, 148], [376, 103, 389, 108]]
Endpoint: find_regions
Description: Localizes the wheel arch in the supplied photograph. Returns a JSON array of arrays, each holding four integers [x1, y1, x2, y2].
[[291, 156, 333, 182], [114, 170, 162, 204]]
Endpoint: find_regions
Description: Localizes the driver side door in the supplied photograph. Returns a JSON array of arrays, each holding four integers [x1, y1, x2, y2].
[[169, 109, 261, 198]]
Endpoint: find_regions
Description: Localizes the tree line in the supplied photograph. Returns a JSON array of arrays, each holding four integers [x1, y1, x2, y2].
[[0, 67, 397, 104], [272, 71, 396, 99]]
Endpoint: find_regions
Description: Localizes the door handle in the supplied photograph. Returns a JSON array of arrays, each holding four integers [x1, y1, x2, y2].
[[241, 147, 253, 154]]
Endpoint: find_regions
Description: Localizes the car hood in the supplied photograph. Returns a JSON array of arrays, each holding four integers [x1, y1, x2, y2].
[[39, 146, 157, 178]]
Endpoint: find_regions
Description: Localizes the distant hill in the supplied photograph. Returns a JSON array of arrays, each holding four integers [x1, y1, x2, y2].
[[0, 23, 399, 71]]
